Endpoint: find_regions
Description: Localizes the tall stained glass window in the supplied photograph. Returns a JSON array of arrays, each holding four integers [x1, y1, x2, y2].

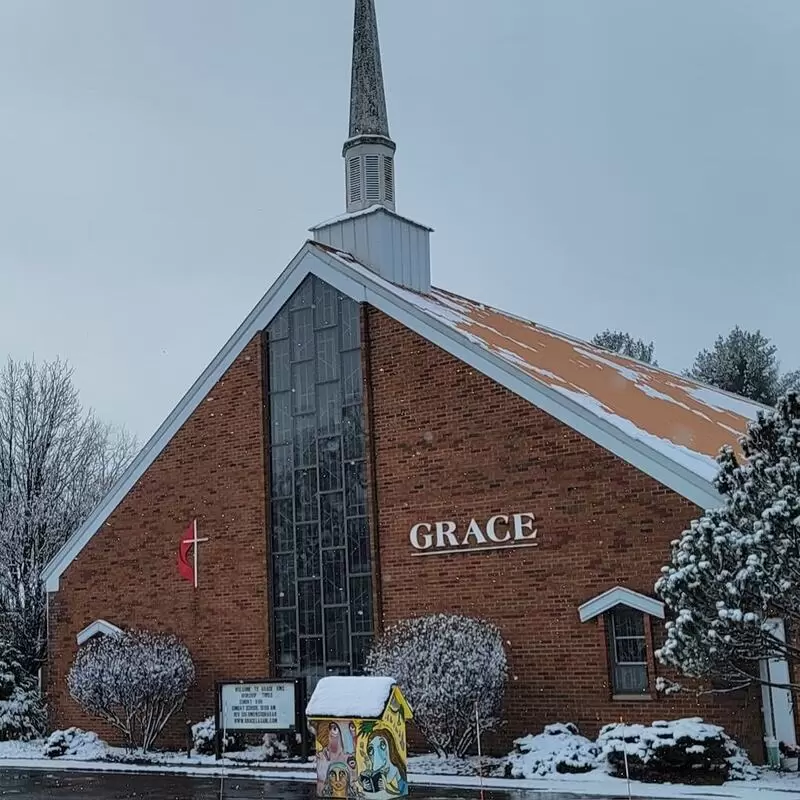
[[267, 276, 374, 687]]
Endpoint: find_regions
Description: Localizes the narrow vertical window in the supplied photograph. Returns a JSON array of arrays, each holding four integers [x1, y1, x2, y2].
[[608, 608, 648, 695], [266, 276, 373, 691]]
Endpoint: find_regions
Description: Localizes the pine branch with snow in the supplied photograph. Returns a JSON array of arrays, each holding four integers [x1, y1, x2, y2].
[[655, 391, 800, 692], [0, 638, 46, 741], [68, 630, 195, 752], [597, 718, 756, 783], [366, 614, 507, 758]]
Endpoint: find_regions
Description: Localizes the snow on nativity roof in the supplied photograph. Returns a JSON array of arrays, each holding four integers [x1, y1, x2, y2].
[[306, 676, 396, 719], [316, 243, 766, 486]]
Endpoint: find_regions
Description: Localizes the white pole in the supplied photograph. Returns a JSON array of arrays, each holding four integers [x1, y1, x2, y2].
[[474, 700, 484, 798], [620, 718, 632, 800], [193, 519, 199, 589]]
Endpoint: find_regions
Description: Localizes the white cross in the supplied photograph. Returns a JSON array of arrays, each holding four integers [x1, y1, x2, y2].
[[182, 519, 209, 589]]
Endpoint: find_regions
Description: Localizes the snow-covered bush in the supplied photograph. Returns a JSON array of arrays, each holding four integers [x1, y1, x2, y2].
[[43, 727, 105, 759], [191, 716, 243, 755], [0, 640, 46, 741], [262, 732, 290, 761], [506, 723, 599, 777], [656, 391, 800, 693], [597, 718, 756, 784], [68, 630, 195, 752], [366, 613, 507, 757]]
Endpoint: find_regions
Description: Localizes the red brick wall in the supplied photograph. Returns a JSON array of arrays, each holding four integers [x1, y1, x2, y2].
[[362, 307, 765, 757], [45, 302, 774, 759], [46, 335, 269, 744]]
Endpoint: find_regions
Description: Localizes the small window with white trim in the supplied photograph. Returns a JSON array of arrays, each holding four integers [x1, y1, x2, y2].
[[607, 607, 648, 695]]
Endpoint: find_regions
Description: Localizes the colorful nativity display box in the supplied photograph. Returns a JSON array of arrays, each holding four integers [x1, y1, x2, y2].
[[306, 676, 413, 799]]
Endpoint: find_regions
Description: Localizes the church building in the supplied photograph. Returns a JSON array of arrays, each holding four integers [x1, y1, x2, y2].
[[42, 0, 796, 759]]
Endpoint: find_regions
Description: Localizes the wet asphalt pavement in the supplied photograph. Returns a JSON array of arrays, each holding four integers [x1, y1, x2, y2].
[[0, 770, 636, 800]]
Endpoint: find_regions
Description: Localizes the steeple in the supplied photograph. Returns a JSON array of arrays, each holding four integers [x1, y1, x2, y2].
[[343, 0, 396, 213], [312, 0, 432, 294]]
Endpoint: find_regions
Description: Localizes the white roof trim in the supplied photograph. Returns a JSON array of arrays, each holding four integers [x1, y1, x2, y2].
[[43, 243, 320, 592], [310, 204, 434, 233], [578, 586, 665, 623], [43, 240, 721, 592], [76, 619, 123, 646]]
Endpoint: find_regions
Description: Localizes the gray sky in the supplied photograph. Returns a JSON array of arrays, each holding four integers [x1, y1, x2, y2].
[[1, 0, 798, 442]]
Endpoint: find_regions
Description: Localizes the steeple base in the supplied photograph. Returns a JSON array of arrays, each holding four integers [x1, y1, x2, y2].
[[311, 205, 432, 294]]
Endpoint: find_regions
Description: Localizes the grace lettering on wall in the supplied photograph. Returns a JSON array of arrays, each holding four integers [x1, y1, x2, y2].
[[409, 513, 538, 556]]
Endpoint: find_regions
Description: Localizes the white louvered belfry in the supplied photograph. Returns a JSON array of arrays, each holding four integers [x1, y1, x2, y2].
[[345, 144, 395, 212]]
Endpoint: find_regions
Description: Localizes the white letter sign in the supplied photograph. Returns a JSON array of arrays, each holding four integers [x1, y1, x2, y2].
[[409, 513, 538, 557], [410, 523, 433, 551], [513, 512, 538, 541], [486, 515, 510, 543]]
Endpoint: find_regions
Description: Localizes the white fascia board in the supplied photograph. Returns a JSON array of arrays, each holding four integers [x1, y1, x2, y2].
[[43, 244, 324, 592], [310, 249, 723, 511], [76, 619, 123, 646], [578, 586, 665, 623]]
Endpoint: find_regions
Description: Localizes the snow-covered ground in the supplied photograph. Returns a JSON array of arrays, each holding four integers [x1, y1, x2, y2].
[[1, 739, 798, 800]]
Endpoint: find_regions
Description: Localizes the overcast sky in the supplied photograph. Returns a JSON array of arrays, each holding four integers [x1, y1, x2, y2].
[[1, 0, 798, 441]]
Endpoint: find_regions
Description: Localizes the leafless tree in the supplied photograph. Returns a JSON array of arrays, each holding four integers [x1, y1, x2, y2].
[[0, 358, 136, 673], [68, 630, 195, 752]]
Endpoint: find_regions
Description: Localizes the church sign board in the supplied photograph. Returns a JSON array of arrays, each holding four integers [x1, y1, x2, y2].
[[215, 678, 306, 758], [409, 513, 538, 556]]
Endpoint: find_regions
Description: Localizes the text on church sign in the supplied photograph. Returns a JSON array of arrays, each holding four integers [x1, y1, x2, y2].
[[409, 513, 538, 556], [218, 680, 298, 732]]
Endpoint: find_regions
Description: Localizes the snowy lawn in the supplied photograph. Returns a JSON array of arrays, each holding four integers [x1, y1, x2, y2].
[[1, 739, 799, 799]]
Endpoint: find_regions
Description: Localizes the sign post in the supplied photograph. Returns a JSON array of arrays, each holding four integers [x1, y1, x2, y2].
[[214, 678, 306, 760]]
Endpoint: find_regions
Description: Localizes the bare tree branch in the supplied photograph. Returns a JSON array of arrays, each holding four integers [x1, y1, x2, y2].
[[0, 357, 136, 673]]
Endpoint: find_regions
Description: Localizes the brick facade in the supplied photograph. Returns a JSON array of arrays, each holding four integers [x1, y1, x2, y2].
[[362, 307, 765, 756], [46, 335, 270, 743], [46, 304, 774, 757]]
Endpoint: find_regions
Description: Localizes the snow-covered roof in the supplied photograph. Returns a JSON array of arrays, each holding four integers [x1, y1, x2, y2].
[[306, 676, 396, 719], [319, 252, 762, 484], [399, 289, 763, 483], [42, 239, 764, 591]]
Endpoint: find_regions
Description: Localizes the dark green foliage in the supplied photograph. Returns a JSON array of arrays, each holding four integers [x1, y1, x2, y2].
[[686, 326, 798, 405], [598, 719, 754, 785], [591, 330, 657, 365]]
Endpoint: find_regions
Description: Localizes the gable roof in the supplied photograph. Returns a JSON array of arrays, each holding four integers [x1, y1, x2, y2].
[[76, 619, 123, 646], [578, 586, 665, 622], [42, 240, 762, 591], [372, 283, 764, 483]]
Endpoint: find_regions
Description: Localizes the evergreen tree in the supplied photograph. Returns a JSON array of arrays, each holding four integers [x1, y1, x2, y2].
[[591, 330, 656, 365], [686, 326, 799, 406], [655, 391, 800, 693], [0, 638, 46, 740]]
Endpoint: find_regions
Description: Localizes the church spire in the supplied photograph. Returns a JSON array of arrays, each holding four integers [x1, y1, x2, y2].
[[343, 0, 396, 213]]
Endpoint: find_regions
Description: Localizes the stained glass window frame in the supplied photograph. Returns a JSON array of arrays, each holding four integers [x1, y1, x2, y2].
[[266, 275, 374, 687]]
